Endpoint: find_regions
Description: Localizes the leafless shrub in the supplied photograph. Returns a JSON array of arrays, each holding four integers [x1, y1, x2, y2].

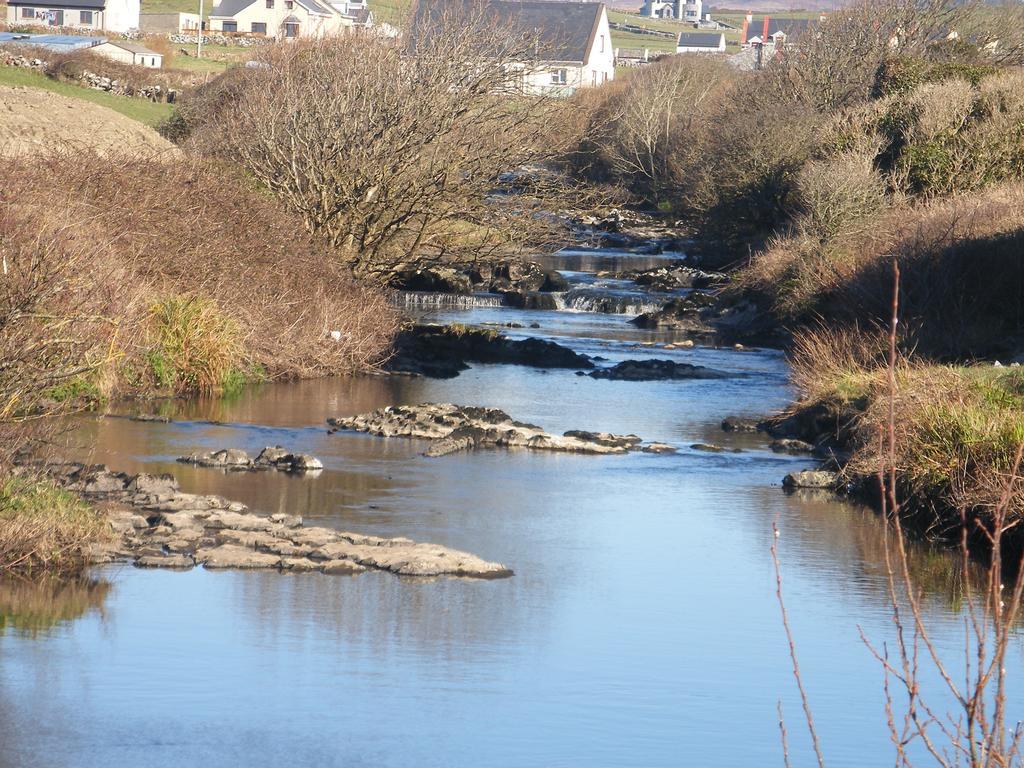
[[792, 148, 889, 242], [182, 13, 587, 278]]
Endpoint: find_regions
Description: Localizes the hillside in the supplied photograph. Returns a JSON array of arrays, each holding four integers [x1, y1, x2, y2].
[[0, 84, 178, 157]]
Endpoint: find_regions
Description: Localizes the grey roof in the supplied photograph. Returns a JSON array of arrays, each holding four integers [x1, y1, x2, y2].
[[6, 0, 106, 7], [211, 0, 334, 17], [677, 31, 722, 48], [412, 0, 605, 64], [103, 40, 160, 54], [745, 16, 815, 41], [209, 0, 256, 17]]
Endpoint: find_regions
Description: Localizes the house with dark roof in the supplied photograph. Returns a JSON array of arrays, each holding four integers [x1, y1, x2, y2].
[[4, 0, 139, 33], [676, 30, 723, 53], [209, 0, 353, 38], [412, 0, 614, 95], [741, 14, 820, 47]]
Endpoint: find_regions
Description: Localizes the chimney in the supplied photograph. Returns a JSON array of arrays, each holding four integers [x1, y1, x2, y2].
[[762, 15, 770, 42], [741, 16, 749, 45]]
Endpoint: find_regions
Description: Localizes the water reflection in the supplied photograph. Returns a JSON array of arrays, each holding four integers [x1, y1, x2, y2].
[[0, 574, 111, 638]]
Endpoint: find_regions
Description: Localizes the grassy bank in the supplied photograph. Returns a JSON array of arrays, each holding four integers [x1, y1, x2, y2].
[[0, 477, 110, 573]]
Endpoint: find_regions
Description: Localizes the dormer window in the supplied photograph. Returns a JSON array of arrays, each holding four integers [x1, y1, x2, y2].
[[266, 0, 274, 8]]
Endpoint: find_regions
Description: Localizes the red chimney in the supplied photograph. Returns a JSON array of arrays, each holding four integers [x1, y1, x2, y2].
[[762, 15, 770, 42], [741, 17, 749, 45]]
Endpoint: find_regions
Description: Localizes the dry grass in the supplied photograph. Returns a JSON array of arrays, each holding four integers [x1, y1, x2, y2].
[[0, 152, 400, 400], [0, 476, 111, 573]]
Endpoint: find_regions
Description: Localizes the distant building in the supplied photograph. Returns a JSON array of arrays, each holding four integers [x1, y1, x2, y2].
[[412, 0, 615, 96], [139, 11, 201, 33], [614, 46, 651, 66], [208, 0, 354, 38], [92, 38, 162, 66], [676, 30, 723, 53], [334, 0, 372, 27], [640, 0, 700, 23], [4, 0, 140, 33], [0, 30, 104, 50], [740, 14, 820, 47]]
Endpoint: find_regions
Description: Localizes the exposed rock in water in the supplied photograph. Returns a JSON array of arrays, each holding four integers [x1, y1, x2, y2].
[[631, 293, 719, 333], [587, 359, 729, 381], [782, 470, 839, 490], [391, 266, 474, 294], [691, 443, 743, 453], [31, 461, 512, 579], [328, 403, 644, 456], [177, 446, 323, 472], [721, 416, 763, 433], [387, 325, 593, 378], [641, 442, 678, 454], [613, 266, 729, 292], [770, 439, 815, 455]]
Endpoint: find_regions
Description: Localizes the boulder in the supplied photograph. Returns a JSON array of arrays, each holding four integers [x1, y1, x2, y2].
[[770, 439, 815, 454], [392, 266, 473, 294], [782, 470, 839, 490], [641, 442, 678, 454], [721, 416, 762, 433], [135, 554, 194, 569]]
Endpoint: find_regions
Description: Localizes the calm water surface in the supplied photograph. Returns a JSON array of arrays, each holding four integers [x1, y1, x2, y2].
[[1, 252, 1019, 767]]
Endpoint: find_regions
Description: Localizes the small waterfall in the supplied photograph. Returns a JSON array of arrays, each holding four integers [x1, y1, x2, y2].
[[391, 291, 505, 310], [556, 288, 663, 316]]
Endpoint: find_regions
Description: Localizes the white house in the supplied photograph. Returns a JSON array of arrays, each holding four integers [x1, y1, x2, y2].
[[413, 0, 615, 96], [92, 39, 162, 66], [5, 0, 139, 33], [641, 0, 700, 23], [208, 0, 353, 38], [676, 30, 723, 53]]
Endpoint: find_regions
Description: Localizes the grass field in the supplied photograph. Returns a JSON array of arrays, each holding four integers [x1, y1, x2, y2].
[[0, 65, 174, 125]]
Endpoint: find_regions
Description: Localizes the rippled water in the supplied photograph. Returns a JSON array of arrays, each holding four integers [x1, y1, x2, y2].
[[1, 250, 1018, 768]]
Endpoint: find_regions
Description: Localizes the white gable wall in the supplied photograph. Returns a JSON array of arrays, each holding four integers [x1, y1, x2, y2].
[[210, 0, 350, 37]]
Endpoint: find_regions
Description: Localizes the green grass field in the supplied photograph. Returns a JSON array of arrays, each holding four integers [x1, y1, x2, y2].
[[0, 65, 174, 125]]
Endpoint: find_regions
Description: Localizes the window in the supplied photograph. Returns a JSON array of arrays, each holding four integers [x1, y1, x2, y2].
[[21, 6, 34, 17], [599, 33, 604, 53], [251, 21, 266, 33], [549, 68, 567, 85], [222, 20, 237, 31], [285, 1, 293, 8], [266, 0, 274, 7], [284, 21, 298, 37], [591, 71, 596, 86], [79, 10, 92, 23], [151, 56, 156, 65]]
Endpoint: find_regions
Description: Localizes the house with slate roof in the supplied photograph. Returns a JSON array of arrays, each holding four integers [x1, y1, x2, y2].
[[676, 30, 723, 53], [208, 0, 353, 38], [5, 0, 139, 33], [412, 0, 614, 95]]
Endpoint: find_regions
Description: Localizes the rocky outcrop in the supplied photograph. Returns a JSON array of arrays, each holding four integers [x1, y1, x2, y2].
[[35, 462, 512, 579], [328, 403, 664, 456], [611, 266, 728, 292], [387, 325, 593, 378], [631, 293, 719, 333], [177, 446, 323, 472], [782, 470, 840, 490], [586, 359, 729, 382], [390, 260, 567, 301]]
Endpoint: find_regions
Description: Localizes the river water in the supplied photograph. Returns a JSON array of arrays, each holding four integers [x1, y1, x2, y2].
[[0, 248, 1018, 767]]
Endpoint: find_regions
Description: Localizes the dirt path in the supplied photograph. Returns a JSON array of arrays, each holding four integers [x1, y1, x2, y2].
[[0, 85, 179, 158]]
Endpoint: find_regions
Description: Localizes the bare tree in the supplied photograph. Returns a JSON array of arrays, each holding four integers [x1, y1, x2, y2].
[[189, 9, 585, 278]]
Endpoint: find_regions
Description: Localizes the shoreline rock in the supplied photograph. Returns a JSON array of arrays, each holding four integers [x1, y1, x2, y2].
[[387, 325, 593, 379], [328, 403, 664, 456], [177, 446, 323, 473], [586, 359, 729, 382], [33, 462, 513, 579]]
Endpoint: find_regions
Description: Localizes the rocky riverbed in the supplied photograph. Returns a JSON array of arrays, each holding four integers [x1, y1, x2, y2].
[[31, 461, 512, 578]]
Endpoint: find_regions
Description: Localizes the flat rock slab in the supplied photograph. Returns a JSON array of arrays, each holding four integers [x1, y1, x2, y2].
[[32, 460, 512, 579], [328, 403, 644, 456]]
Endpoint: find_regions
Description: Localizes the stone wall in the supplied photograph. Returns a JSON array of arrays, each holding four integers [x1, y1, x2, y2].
[[0, 49, 179, 102]]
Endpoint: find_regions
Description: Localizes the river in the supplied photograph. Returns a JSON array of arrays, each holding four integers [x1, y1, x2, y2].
[[0, 246, 1016, 767]]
